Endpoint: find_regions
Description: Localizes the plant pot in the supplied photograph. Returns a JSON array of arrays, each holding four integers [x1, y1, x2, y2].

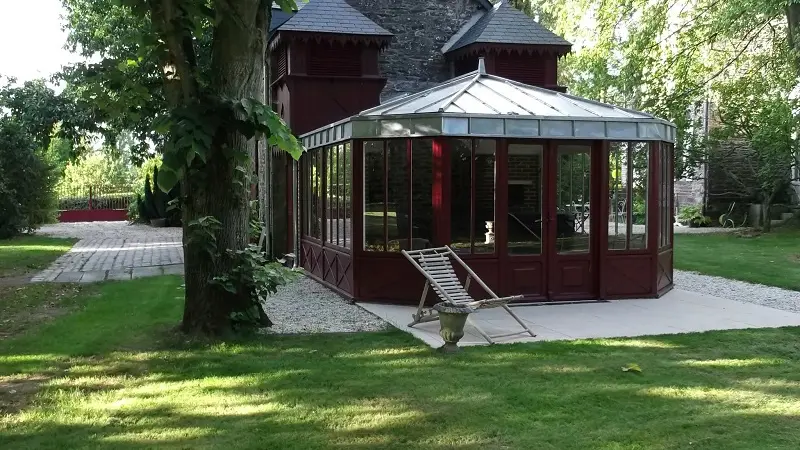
[[433, 302, 475, 353], [150, 218, 167, 228]]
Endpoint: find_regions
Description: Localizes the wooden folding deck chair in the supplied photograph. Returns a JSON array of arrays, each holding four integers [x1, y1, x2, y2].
[[401, 246, 537, 344]]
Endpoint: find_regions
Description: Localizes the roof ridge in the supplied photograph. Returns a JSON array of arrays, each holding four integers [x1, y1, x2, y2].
[[277, 0, 393, 37], [444, 0, 571, 54]]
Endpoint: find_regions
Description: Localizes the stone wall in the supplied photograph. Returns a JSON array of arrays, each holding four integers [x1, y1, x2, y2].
[[674, 177, 704, 208], [706, 138, 759, 209], [346, 0, 482, 101]]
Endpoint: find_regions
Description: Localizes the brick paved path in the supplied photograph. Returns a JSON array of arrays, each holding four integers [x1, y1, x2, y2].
[[32, 222, 184, 283]]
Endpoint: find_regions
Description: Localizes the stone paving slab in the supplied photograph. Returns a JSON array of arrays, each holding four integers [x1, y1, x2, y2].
[[79, 271, 108, 283], [32, 222, 184, 283], [360, 289, 800, 348]]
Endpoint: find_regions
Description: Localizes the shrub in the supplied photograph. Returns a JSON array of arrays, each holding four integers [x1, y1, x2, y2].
[[137, 165, 181, 226], [0, 119, 57, 238]]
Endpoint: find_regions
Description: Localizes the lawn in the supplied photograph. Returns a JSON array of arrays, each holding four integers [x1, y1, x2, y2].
[[674, 227, 800, 290], [0, 236, 76, 279], [3, 277, 800, 449]]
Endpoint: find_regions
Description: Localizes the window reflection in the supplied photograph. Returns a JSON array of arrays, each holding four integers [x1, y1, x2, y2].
[[609, 142, 648, 251], [556, 144, 591, 254], [363, 141, 385, 251], [449, 139, 496, 255], [507, 143, 543, 255]]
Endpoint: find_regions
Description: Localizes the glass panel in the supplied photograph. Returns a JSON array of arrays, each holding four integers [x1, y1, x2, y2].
[[386, 140, 409, 252], [608, 142, 628, 250], [411, 140, 433, 250], [449, 139, 472, 254], [659, 144, 666, 249], [326, 146, 337, 245], [665, 144, 673, 247], [308, 149, 322, 239], [343, 143, 352, 249], [474, 140, 496, 254], [630, 143, 649, 249], [363, 141, 385, 251], [304, 154, 311, 237], [507, 143, 543, 255], [556, 144, 591, 254]]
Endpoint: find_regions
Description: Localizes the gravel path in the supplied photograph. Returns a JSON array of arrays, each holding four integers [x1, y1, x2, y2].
[[675, 270, 800, 313], [37, 221, 181, 240], [264, 277, 389, 334]]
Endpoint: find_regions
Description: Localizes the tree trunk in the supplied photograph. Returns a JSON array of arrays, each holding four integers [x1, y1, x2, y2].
[[181, 0, 268, 335], [787, 5, 800, 74], [761, 198, 772, 232]]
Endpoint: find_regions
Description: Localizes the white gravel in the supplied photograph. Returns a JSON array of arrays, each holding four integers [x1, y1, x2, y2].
[[263, 276, 389, 334], [37, 221, 181, 240], [675, 270, 800, 313]]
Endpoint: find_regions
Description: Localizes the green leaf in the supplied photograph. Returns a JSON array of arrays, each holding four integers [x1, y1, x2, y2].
[[157, 167, 179, 192], [621, 363, 642, 373]]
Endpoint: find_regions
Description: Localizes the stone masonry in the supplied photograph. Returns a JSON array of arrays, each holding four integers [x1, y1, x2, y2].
[[346, 0, 482, 100]]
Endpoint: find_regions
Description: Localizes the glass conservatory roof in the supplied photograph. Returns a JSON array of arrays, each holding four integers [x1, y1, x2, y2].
[[300, 59, 676, 149]]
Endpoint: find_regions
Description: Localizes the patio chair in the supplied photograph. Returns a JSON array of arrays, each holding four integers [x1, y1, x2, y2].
[[401, 246, 537, 344]]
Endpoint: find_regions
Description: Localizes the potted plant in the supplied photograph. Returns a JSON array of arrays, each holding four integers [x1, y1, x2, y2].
[[433, 302, 475, 353]]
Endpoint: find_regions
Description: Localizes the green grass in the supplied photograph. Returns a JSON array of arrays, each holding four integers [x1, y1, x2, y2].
[[0, 284, 93, 339], [0, 236, 76, 278], [3, 277, 800, 448], [674, 227, 800, 290]]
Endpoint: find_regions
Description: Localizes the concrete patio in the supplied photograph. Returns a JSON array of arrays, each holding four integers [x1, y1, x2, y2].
[[358, 288, 800, 347]]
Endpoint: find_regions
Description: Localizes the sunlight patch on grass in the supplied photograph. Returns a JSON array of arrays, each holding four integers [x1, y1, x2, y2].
[[583, 338, 682, 349], [640, 386, 800, 414], [677, 358, 786, 368], [533, 364, 595, 374], [328, 399, 425, 432]]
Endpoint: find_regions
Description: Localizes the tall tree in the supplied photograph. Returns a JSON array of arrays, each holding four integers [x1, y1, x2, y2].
[[62, 0, 303, 334]]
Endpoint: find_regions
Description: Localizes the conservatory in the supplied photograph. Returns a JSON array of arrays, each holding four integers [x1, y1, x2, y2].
[[296, 61, 675, 304]]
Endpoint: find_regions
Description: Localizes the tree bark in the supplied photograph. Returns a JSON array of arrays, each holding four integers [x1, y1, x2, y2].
[[762, 198, 772, 232], [180, 0, 268, 335]]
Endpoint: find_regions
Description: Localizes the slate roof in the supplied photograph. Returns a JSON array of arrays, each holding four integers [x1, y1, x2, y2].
[[276, 0, 392, 37], [443, 0, 571, 54], [270, 7, 295, 33]]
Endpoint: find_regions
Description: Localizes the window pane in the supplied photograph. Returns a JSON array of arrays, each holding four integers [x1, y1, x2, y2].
[[304, 155, 311, 237], [387, 140, 410, 252], [364, 141, 385, 251], [666, 144, 673, 247], [343, 143, 352, 249], [507, 143, 543, 255], [608, 142, 627, 250], [450, 139, 472, 254], [630, 142, 648, 249], [556, 144, 591, 254], [326, 146, 336, 245], [411, 140, 433, 250], [309, 150, 322, 240], [474, 140, 496, 254], [316, 150, 324, 240]]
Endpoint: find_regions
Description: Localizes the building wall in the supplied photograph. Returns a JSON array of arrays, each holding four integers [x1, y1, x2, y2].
[[346, 0, 482, 101]]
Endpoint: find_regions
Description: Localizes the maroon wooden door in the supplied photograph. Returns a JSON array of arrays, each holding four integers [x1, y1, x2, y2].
[[499, 140, 598, 301], [500, 141, 549, 301], [545, 142, 598, 300]]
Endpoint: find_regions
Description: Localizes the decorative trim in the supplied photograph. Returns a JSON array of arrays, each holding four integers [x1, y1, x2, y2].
[[270, 31, 392, 51], [447, 43, 571, 59]]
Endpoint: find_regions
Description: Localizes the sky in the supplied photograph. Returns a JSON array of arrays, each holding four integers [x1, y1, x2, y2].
[[0, 0, 80, 82]]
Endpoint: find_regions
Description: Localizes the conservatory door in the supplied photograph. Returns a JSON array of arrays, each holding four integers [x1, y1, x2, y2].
[[503, 142, 548, 300], [545, 142, 597, 299]]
